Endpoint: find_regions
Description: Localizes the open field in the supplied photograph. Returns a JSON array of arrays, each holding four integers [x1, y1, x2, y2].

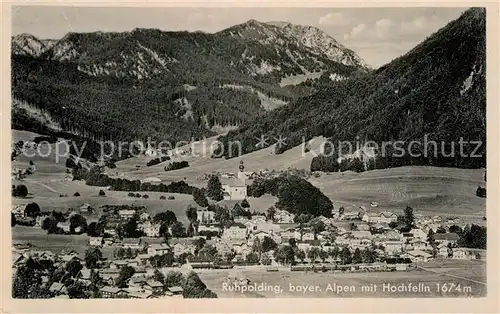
[[198, 259, 486, 298], [309, 166, 486, 224], [11, 226, 118, 258], [114, 136, 328, 185]]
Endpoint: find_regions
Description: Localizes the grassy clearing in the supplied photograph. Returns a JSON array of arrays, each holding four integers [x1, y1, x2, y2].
[[309, 166, 485, 223]]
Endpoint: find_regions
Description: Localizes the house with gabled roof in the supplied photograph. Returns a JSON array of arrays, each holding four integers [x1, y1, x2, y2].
[[222, 223, 247, 240], [122, 238, 142, 249], [147, 243, 170, 256], [404, 250, 432, 262], [434, 232, 459, 245], [100, 286, 129, 298]]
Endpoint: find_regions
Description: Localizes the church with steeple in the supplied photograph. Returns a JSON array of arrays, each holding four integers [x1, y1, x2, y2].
[[221, 160, 248, 200]]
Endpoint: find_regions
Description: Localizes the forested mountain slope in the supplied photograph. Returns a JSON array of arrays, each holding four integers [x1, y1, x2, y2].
[[11, 20, 368, 143], [217, 8, 486, 169]]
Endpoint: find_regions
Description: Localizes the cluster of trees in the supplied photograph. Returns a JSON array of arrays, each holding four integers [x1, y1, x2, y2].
[[12, 184, 28, 197], [248, 174, 333, 218], [147, 156, 170, 167], [164, 161, 189, 172], [72, 166, 195, 194], [476, 186, 486, 198], [310, 156, 367, 173]]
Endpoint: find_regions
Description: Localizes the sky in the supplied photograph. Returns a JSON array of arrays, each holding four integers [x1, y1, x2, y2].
[[11, 6, 467, 68]]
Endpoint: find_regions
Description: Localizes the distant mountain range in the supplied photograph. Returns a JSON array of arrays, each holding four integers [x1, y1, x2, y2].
[[217, 8, 486, 169], [11, 9, 486, 171], [11, 19, 369, 142]]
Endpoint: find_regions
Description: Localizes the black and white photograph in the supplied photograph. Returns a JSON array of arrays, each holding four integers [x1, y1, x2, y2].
[[8, 4, 489, 301]]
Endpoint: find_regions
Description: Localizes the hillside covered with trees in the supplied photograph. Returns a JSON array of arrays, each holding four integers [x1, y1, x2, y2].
[[217, 8, 486, 170]]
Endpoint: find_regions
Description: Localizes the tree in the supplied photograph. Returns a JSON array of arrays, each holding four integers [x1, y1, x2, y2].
[[274, 245, 295, 265], [170, 221, 186, 238], [192, 188, 208, 207], [436, 226, 447, 233], [352, 248, 362, 264], [154, 210, 177, 226], [186, 205, 198, 222], [338, 206, 345, 215], [296, 249, 306, 263], [24, 203, 41, 218], [153, 269, 165, 284], [70, 214, 87, 234], [245, 252, 260, 264], [319, 250, 329, 262], [98, 190, 106, 196], [309, 218, 326, 237], [74, 192, 81, 197], [84, 247, 102, 269], [116, 266, 135, 288], [241, 198, 250, 208], [11, 212, 16, 227], [340, 247, 352, 265], [12, 263, 44, 298], [212, 204, 232, 227], [66, 260, 83, 277], [266, 206, 276, 221], [42, 216, 58, 234], [449, 225, 463, 234], [307, 247, 321, 261], [13, 185, 28, 197], [288, 238, 296, 247], [389, 221, 398, 229], [114, 247, 126, 259], [262, 236, 278, 252], [124, 214, 142, 238], [193, 238, 206, 252], [403, 206, 415, 228], [67, 281, 89, 299], [427, 229, 436, 247], [252, 237, 262, 258], [361, 248, 377, 263], [164, 271, 185, 287], [183, 271, 217, 298], [261, 254, 271, 265], [207, 175, 223, 201]]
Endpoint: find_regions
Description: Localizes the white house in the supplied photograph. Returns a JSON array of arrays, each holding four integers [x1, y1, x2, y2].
[[221, 161, 247, 201], [383, 240, 404, 255], [119, 210, 136, 220], [405, 250, 432, 262], [363, 212, 397, 224], [89, 237, 103, 246], [198, 224, 221, 234], [222, 223, 247, 240], [147, 243, 170, 256]]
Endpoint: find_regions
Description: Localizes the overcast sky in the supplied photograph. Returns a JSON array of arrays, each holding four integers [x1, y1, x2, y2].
[[12, 6, 467, 68]]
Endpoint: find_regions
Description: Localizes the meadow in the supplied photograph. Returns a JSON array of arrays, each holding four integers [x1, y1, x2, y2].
[[12, 130, 486, 227]]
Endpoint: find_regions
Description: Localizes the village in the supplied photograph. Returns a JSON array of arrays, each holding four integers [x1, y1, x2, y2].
[[11, 161, 485, 299]]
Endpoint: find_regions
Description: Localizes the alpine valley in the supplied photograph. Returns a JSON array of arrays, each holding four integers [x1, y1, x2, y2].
[[11, 8, 485, 170], [11, 19, 368, 145]]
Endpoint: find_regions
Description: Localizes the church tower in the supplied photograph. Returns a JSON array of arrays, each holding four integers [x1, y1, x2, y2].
[[237, 160, 247, 182]]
